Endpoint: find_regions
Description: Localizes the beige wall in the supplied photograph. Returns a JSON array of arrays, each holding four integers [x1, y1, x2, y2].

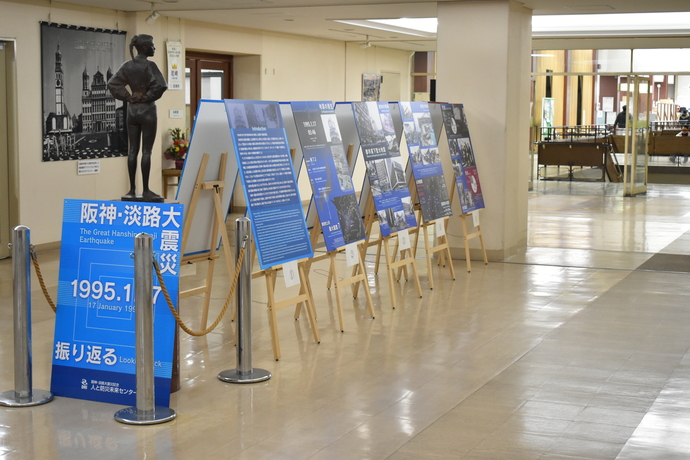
[[0, 0, 414, 245]]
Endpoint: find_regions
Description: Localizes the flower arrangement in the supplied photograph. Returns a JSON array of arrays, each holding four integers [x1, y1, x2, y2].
[[164, 128, 189, 161]]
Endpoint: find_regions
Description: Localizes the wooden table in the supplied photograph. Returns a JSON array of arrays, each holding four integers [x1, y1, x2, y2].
[[162, 168, 182, 199]]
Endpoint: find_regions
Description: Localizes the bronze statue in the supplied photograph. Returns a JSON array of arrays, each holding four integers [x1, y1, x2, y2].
[[108, 34, 167, 202]]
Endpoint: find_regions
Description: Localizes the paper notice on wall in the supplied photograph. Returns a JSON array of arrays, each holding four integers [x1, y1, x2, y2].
[[166, 41, 183, 90]]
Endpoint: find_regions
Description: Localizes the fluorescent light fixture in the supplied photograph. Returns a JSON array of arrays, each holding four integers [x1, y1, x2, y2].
[[333, 18, 436, 38], [533, 12, 690, 37], [368, 18, 437, 34]]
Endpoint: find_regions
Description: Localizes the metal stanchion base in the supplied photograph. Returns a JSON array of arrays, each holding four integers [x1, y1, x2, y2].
[[0, 389, 53, 407], [114, 406, 177, 425], [218, 368, 271, 384]]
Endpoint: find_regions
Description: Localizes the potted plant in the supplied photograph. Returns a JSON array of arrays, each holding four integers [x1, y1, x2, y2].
[[164, 128, 189, 169]]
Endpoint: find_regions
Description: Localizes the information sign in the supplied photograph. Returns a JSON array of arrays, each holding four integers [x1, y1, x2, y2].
[[351, 101, 417, 237], [225, 100, 313, 269], [398, 101, 452, 222], [290, 101, 366, 252], [51, 199, 183, 407], [440, 103, 485, 214]]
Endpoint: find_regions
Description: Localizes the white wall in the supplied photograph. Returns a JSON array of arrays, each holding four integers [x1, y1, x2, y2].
[[1, 0, 413, 245]]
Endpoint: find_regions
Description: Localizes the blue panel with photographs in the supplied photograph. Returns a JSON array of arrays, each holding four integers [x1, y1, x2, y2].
[[351, 101, 417, 237], [290, 101, 366, 252], [398, 101, 453, 223], [440, 103, 485, 214]]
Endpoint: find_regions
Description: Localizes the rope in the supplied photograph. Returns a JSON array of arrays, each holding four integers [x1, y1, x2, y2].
[[154, 241, 246, 336], [30, 248, 56, 313]]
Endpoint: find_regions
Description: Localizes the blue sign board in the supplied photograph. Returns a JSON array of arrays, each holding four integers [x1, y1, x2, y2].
[[291, 101, 366, 252], [398, 101, 453, 223], [440, 103, 485, 214], [351, 101, 417, 237], [225, 99, 313, 269], [51, 199, 183, 407]]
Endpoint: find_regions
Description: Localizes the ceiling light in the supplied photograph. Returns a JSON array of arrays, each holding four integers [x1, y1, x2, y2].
[[145, 11, 160, 25]]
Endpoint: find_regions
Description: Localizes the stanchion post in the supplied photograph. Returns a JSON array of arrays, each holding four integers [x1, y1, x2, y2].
[[218, 217, 271, 384], [0, 226, 53, 407], [115, 233, 176, 425]]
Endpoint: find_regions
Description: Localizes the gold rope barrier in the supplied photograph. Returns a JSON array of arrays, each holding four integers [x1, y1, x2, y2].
[[30, 248, 56, 313], [154, 243, 246, 337]]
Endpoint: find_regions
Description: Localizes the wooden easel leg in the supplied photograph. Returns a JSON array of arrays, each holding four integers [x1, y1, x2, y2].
[[423, 224, 434, 290], [409, 250, 423, 299], [360, 254, 376, 319], [200, 258, 216, 330], [299, 263, 321, 344], [443, 234, 456, 281], [330, 254, 345, 332], [478, 224, 488, 264], [383, 237, 397, 309], [374, 238, 383, 274], [461, 214, 472, 272], [265, 270, 281, 361]]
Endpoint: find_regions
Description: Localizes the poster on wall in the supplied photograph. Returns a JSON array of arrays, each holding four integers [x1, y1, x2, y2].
[[40, 22, 128, 162], [290, 101, 366, 252], [440, 103, 485, 215], [398, 101, 452, 223], [51, 199, 183, 407], [225, 100, 313, 270], [362, 74, 382, 102], [352, 101, 417, 237]]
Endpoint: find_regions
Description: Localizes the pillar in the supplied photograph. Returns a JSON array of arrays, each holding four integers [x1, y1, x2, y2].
[[437, 0, 532, 260]]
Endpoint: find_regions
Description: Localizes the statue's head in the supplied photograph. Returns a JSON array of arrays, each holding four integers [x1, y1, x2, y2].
[[130, 34, 155, 59]]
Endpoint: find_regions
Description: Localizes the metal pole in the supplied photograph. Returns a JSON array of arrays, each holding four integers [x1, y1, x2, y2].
[[115, 233, 176, 425], [0, 226, 53, 407], [218, 218, 271, 384]]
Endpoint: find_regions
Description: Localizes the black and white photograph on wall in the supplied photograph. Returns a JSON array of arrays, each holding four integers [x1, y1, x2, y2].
[[333, 193, 366, 244], [41, 22, 127, 162], [362, 74, 382, 102]]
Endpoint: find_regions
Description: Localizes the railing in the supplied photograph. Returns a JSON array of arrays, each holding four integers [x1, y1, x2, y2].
[[538, 125, 610, 143]]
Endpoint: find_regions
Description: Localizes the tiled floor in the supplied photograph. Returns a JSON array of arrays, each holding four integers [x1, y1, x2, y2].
[[1, 181, 690, 459]]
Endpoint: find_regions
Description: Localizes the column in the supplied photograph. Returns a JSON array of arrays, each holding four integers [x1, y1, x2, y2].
[[437, 0, 532, 260]]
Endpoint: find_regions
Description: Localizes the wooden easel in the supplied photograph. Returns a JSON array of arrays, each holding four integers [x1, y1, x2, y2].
[[443, 180, 488, 272], [179, 152, 236, 329], [352, 192, 422, 309], [252, 259, 320, 361], [297, 219, 375, 332], [390, 174, 455, 289]]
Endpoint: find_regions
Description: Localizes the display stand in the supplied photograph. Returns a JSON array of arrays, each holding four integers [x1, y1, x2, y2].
[[389, 176, 455, 289], [352, 193, 422, 309], [444, 180, 488, 272], [297, 219, 375, 332], [252, 260, 320, 361], [179, 152, 236, 329]]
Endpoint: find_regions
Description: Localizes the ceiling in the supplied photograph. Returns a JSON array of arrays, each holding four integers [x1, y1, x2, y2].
[[46, 0, 690, 51]]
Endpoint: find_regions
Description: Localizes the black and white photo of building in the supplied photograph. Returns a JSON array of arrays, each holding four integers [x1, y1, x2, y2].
[[41, 23, 127, 161]]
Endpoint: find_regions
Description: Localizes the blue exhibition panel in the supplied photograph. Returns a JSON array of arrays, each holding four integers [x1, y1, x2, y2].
[[51, 199, 183, 407]]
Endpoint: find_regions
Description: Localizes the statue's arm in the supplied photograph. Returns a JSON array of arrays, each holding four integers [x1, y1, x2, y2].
[[107, 67, 132, 102], [145, 62, 168, 102]]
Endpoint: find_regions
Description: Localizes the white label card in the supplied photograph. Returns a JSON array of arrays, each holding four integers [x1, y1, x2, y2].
[[283, 260, 300, 288], [472, 211, 480, 227], [77, 159, 100, 175], [398, 229, 411, 251], [435, 218, 445, 237], [345, 243, 359, 267]]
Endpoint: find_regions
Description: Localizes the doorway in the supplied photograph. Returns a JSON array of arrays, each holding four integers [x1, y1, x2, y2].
[[185, 52, 233, 132], [380, 71, 401, 102], [0, 42, 10, 259]]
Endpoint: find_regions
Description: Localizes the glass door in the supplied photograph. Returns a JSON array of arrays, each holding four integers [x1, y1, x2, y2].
[[185, 52, 233, 132], [622, 76, 650, 196]]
